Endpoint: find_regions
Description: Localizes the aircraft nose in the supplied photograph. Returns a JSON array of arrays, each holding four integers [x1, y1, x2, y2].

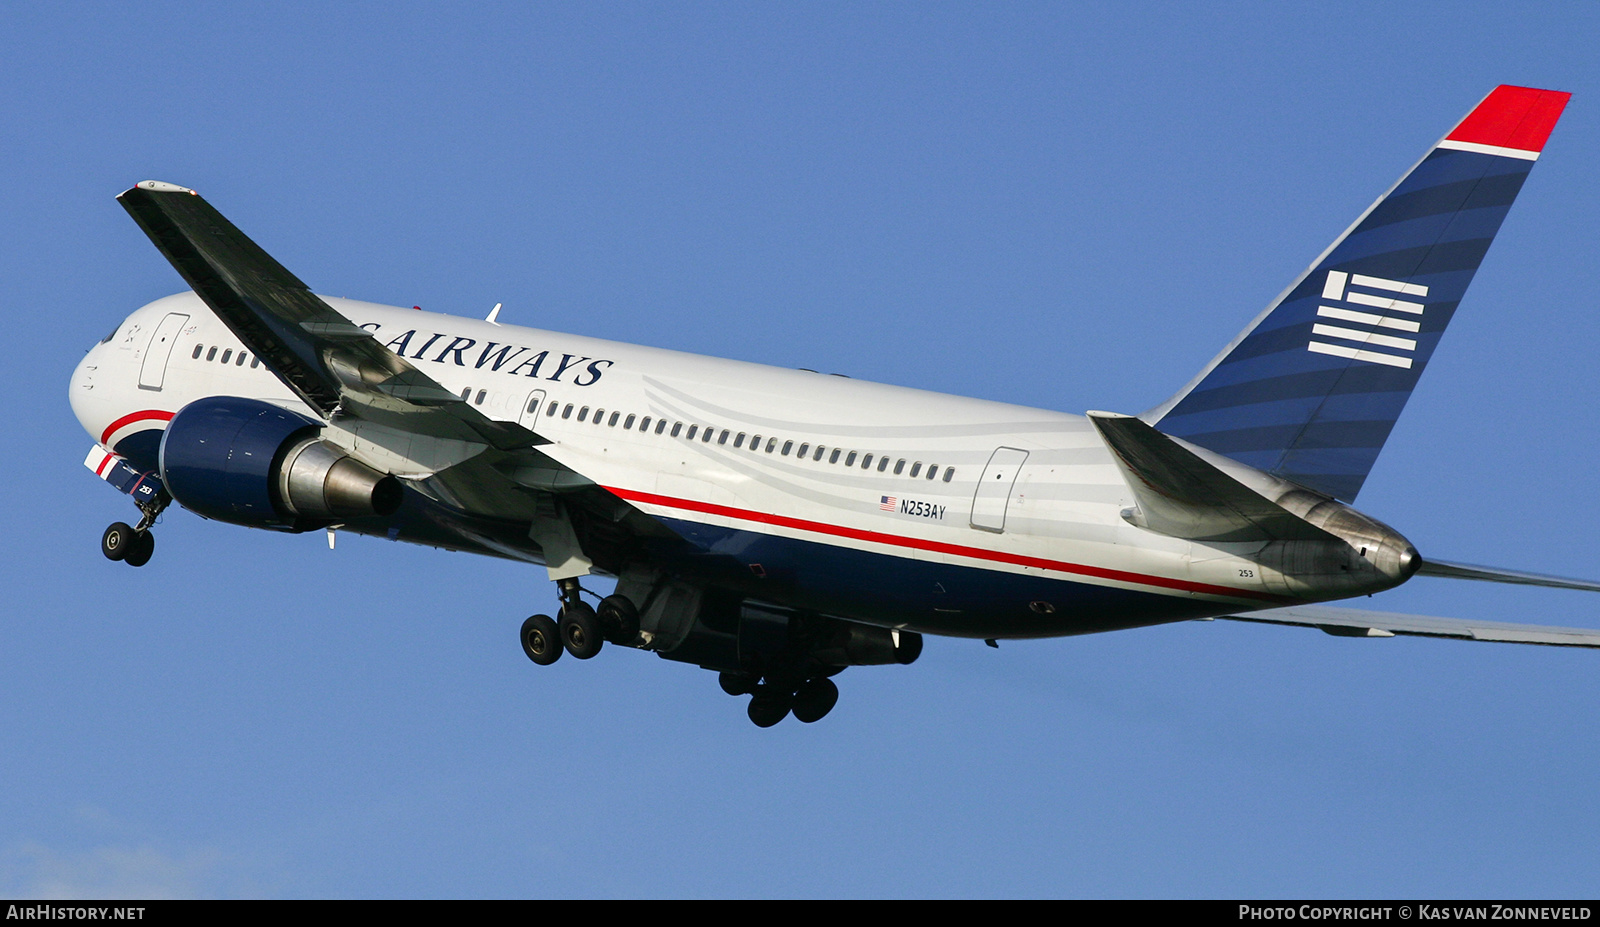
[[69, 341, 106, 443]]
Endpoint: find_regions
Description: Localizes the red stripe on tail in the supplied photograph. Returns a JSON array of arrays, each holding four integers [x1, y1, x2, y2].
[[1446, 85, 1571, 153]]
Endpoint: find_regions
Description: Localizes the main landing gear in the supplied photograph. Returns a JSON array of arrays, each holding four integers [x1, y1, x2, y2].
[[721, 670, 842, 727], [519, 579, 640, 665], [101, 494, 168, 568]]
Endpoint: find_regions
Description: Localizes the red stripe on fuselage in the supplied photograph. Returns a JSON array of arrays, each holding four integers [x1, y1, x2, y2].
[[100, 409, 174, 446], [604, 485, 1290, 604]]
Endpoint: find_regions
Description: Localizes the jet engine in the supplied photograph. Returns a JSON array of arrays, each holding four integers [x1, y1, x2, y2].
[[159, 396, 401, 529]]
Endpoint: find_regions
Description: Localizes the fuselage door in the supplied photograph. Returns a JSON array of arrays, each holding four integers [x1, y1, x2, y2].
[[138, 312, 190, 391], [970, 446, 1029, 533], [518, 388, 548, 429]]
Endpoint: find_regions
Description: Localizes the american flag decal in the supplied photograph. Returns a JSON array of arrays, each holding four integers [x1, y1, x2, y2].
[[879, 496, 897, 511]]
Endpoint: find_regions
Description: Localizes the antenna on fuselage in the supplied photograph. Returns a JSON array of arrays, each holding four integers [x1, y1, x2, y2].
[[486, 302, 503, 325]]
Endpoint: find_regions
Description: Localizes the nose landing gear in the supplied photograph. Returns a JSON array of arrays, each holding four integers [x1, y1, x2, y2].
[[100, 492, 168, 568]]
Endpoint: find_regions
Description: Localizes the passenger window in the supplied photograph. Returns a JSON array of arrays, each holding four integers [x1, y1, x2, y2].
[[717, 430, 729, 445], [829, 449, 842, 464], [782, 441, 793, 456], [862, 454, 873, 470], [608, 411, 620, 426], [625, 414, 636, 430], [578, 406, 589, 422], [926, 465, 937, 480], [702, 427, 714, 443], [845, 451, 856, 467], [814, 446, 825, 461], [191, 344, 203, 359], [878, 457, 889, 472], [236, 353, 246, 366], [221, 349, 232, 364], [797, 443, 809, 458], [734, 432, 745, 448], [547, 401, 559, 417], [685, 425, 697, 440], [894, 459, 906, 475], [766, 437, 777, 453], [656, 420, 667, 435], [527, 396, 541, 414], [562, 404, 574, 419], [250, 357, 260, 369], [943, 468, 955, 482], [910, 462, 922, 477], [475, 389, 487, 405], [460, 387, 471, 400], [672, 423, 683, 437], [206, 347, 217, 361], [592, 408, 604, 424]]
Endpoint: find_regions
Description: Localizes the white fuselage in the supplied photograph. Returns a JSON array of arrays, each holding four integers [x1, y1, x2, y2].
[[73, 291, 1336, 638]]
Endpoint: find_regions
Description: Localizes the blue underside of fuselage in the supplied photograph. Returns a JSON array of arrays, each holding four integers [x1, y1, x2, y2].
[[650, 516, 1225, 638]]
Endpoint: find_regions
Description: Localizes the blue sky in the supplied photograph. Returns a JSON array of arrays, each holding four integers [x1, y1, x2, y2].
[[5, 2, 1600, 898]]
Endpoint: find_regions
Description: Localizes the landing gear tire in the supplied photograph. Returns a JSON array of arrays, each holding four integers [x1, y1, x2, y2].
[[560, 602, 603, 660], [101, 522, 134, 562], [521, 614, 562, 665], [747, 686, 793, 728], [123, 530, 155, 568], [792, 677, 839, 723], [597, 594, 640, 645], [719, 672, 757, 697]]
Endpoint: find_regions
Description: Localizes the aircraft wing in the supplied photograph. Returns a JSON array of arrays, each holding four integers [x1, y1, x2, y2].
[[1219, 604, 1600, 648], [117, 181, 684, 576], [116, 181, 540, 451]]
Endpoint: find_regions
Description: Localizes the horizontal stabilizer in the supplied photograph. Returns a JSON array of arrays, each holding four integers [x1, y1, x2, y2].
[[117, 182, 542, 452], [1221, 604, 1600, 648], [1417, 558, 1600, 593], [1087, 412, 1339, 542]]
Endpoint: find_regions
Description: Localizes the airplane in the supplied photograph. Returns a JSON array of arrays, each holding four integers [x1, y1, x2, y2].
[[70, 84, 1600, 728]]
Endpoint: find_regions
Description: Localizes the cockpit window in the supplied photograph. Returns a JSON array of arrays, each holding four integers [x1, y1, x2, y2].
[[100, 324, 119, 344]]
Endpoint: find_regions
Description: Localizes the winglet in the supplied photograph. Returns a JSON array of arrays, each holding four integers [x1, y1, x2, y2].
[[1442, 85, 1571, 159]]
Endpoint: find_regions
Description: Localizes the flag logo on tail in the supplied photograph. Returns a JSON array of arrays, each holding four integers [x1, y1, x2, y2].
[[1307, 270, 1428, 369]]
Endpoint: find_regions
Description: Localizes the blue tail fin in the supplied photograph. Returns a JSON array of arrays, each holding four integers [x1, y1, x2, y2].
[[1146, 86, 1570, 502]]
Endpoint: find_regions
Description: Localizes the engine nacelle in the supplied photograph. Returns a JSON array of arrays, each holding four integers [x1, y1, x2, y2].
[[159, 397, 401, 529]]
